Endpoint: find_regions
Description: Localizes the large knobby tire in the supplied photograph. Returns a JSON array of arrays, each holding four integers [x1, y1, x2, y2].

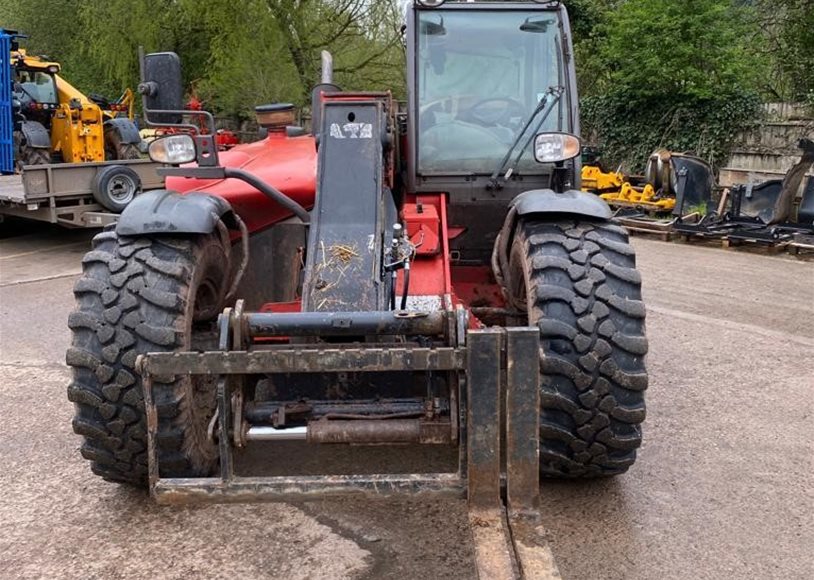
[[104, 128, 141, 161], [67, 228, 230, 484], [14, 131, 50, 169], [508, 219, 648, 478]]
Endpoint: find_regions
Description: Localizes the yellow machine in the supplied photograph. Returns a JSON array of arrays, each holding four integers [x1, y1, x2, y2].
[[581, 152, 678, 213], [581, 164, 624, 194], [599, 181, 676, 211], [11, 47, 140, 166]]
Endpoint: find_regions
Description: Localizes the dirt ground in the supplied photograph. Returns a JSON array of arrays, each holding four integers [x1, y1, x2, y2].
[[0, 219, 812, 580]]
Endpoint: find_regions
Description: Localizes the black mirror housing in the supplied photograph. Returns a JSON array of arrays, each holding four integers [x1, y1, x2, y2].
[[140, 52, 183, 124]]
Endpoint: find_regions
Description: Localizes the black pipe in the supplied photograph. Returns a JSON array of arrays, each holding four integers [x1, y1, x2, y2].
[[245, 398, 437, 424], [223, 167, 310, 223], [246, 310, 446, 337], [390, 271, 397, 310], [400, 262, 410, 310]]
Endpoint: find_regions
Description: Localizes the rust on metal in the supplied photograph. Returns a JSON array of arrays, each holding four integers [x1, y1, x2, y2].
[[142, 373, 160, 494], [308, 419, 421, 444], [466, 328, 503, 508], [152, 473, 465, 505], [140, 346, 466, 376], [507, 513, 562, 580], [505, 327, 541, 513], [469, 507, 517, 580], [305, 419, 453, 445]]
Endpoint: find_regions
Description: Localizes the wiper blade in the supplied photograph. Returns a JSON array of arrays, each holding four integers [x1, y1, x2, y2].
[[487, 86, 564, 190]]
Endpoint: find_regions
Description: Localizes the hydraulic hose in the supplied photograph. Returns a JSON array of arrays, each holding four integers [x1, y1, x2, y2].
[[400, 261, 411, 310]]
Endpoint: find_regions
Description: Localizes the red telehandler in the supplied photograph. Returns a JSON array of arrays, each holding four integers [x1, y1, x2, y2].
[[67, 2, 648, 576]]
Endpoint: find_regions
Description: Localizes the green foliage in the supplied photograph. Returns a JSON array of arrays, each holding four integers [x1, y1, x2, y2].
[[567, 0, 617, 97], [602, 0, 764, 99], [769, 0, 814, 100], [0, 0, 405, 122], [582, 90, 762, 172], [570, 0, 768, 171]]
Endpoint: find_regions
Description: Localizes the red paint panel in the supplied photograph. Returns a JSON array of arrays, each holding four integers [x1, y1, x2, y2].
[[451, 266, 505, 309], [403, 202, 440, 255], [397, 194, 451, 298], [167, 133, 317, 234]]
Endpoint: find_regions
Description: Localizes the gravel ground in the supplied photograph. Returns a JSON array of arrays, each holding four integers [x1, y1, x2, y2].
[[0, 220, 811, 579]]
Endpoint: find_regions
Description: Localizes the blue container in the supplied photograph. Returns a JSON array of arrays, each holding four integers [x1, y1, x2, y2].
[[0, 29, 13, 174]]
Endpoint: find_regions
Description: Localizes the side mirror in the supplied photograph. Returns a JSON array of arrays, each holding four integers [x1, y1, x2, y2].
[[533, 132, 581, 164], [139, 51, 183, 124]]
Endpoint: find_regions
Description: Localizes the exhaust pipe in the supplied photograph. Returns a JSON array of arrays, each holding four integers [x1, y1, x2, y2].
[[321, 50, 333, 85], [311, 50, 340, 136]]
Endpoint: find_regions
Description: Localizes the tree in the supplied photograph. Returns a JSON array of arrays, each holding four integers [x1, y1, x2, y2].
[[0, 0, 406, 121], [602, 0, 764, 98], [579, 0, 766, 170], [755, 0, 814, 100]]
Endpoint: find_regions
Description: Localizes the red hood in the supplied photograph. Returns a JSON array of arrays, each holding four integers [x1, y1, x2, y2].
[[167, 132, 317, 233]]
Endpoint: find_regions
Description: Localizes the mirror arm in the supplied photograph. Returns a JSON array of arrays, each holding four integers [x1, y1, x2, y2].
[[141, 109, 215, 136], [549, 161, 567, 193]]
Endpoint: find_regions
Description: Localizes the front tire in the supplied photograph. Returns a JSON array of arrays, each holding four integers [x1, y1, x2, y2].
[[67, 229, 230, 484], [508, 219, 648, 478], [104, 127, 141, 161], [13, 130, 50, 170]]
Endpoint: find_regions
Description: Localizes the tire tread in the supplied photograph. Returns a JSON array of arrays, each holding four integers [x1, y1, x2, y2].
[[513, 219, 648, 478]]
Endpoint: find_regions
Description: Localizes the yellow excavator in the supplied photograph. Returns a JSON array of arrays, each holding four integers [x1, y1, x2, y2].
[[10, 39, 140, 168]]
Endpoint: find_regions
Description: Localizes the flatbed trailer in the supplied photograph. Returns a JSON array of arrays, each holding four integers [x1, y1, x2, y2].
[[0, 159, 164, 228]]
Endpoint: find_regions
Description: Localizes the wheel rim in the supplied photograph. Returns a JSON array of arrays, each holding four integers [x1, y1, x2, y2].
[[106, 174, 137, 204], [193, 276, 221, 322]]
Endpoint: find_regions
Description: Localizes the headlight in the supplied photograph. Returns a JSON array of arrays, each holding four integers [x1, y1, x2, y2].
[[415, 0, 446, 7], [533, 132, 581, 164], [148, 134, 196, 164]]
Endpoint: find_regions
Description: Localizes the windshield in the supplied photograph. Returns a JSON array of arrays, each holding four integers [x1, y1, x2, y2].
[[14, 69, 58, 104], [417, 10, 565, 174]]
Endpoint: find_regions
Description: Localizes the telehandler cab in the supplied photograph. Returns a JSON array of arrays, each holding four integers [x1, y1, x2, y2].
[[68, 2, 648, 576]]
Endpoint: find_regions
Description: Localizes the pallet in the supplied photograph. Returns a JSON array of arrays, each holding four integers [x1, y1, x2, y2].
[[721, 237, 790, 254], [616, 216, 676, 241], [623, 225, 673, 241], [787, 234, 814, 256]]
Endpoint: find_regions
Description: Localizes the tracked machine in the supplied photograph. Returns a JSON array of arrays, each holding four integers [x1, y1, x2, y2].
[[67, 1, 648, 576]]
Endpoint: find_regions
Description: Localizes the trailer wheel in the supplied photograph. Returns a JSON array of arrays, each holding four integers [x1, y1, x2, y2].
[[508, 219, 648, 478], [67, 229, 230, 485], [91, 165, 142, 213], [105, 127, 141, 161]]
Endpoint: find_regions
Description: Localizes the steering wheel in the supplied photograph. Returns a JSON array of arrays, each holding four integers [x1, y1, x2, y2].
[[457, 97, 526, 128]]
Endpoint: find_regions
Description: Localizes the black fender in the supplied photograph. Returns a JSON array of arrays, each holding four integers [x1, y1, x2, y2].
[[103, 117, 141, 144], [492, 189, 612, 293], [19, 120, 51, 149], [511, 188, 612, 220], [116, 189, 237, 236]]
